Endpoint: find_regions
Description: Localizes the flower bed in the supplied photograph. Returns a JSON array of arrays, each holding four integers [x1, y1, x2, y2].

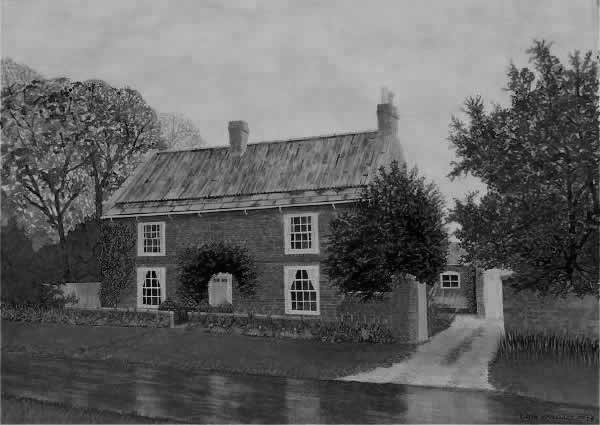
[[1, 304, 173, 328], [187, 311, 395, 343]]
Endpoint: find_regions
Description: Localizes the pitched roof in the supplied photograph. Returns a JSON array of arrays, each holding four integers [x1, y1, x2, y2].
[[104, 130, 403, 217]]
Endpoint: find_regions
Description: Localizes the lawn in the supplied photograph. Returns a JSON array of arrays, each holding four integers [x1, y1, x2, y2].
[[1, 395, 182, 424], [1, 321, 415, 380]]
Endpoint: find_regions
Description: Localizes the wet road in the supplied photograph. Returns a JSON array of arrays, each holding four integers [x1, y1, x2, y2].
[[2, 353, 598, 424]]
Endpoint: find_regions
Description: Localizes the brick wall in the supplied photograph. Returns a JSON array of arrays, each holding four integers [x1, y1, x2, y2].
[[111, 204, 426, 341], [503, 284, 599, 339], [335, 277, 427, 343], [117, 205, 348, 320], [434, 265, 477, 313]]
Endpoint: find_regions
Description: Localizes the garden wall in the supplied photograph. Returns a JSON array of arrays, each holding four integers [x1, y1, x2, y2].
[[502, 283, 599, 339], [336, 278, 428, 343]]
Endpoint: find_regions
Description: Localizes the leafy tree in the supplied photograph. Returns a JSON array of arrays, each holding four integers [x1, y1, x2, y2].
[[1, 78, 93, 279], [324, 161, 448, 300], [1, 58, 56, 247], [1, 57, 43, 89], [76, 80, 162, 220], [449, 40, 599, 297], [159, 112, 204, 150]]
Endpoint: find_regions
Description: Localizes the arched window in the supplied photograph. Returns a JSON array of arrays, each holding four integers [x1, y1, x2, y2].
[[284, 265, 319, 315], [440, 271, 460, 289], [137, 267, 165, 308], [143, 270, 161, 305]]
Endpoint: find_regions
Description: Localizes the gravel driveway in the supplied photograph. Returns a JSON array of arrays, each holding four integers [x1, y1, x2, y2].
[[340, 314, 505, 390]]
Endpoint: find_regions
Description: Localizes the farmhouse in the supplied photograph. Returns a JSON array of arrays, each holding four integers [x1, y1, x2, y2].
[[103, 97, 429, 341]]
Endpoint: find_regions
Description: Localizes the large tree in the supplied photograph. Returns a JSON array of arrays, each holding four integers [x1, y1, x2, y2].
[[449, 40, 599, 297], [324, 161, 448, 299], [159, 112, 204, 150], [1, 78, 93, 279], [1, 58, 56, 248], [76, 80, 162, 219]]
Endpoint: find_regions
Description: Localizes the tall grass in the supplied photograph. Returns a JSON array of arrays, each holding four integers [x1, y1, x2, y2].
[[496, 331, 599, 366]]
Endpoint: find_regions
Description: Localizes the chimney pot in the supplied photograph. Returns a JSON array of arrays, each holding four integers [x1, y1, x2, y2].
[[228, 120, 249, 157]]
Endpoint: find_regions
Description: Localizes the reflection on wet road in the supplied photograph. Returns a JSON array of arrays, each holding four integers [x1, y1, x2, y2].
[[2, 353, 598, 423]]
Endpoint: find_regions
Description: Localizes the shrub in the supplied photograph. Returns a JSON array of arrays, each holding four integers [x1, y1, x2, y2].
[[1, 304, 171, 327], [97, 222, 135, 307], [177, 242, 257, 302]]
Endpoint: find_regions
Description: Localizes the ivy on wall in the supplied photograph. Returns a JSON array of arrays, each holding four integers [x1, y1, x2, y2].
[[177, 241, 257, 303], [97, 222, 135, 307]]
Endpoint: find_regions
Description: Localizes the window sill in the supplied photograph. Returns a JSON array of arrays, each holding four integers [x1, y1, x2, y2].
[[137, 252, 166, 257], [137, 305, 161, 310], [284, 310, 320, 316], [284, 250, 320, 255]]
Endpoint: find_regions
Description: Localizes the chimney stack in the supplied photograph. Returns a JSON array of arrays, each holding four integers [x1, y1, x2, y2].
[[228, 120, 249, 157], [377, 88, 398, 137]]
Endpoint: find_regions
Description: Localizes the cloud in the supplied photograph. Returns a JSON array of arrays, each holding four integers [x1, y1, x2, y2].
[[2, 0, 596, 203]]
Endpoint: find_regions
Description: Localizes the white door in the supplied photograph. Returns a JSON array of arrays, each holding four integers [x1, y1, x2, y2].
[[208, 273, 233, 306]]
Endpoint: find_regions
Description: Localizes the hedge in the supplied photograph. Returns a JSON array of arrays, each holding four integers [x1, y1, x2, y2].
[[1, 304, 172, 328], [187, 312, 396, 343]]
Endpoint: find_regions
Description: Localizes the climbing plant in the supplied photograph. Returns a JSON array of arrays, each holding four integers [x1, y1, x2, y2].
[[177, 241, 257, 302], [97, 221, 135, 307]]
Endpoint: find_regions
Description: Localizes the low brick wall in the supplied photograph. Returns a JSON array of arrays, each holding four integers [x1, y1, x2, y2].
[[503, 283, 599, 339]]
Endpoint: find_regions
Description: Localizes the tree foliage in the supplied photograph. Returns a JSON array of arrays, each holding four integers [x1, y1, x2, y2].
[[2, 74, 162, 278], [177, 242, 257, 302], [324, 161, 448, 299], [448, 40, 599, 297], [77, 80, 162, 219], [159, 112, 204, 150], [1, 78, 94, 279], [97, 222, 136, 307], [1, 57, 43, 89]]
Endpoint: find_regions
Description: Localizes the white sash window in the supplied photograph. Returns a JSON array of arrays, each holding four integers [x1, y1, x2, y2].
[[284, 265, 320, 315]]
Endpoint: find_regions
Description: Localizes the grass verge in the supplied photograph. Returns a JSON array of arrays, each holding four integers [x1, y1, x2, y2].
[[1, 321, 415, 380]]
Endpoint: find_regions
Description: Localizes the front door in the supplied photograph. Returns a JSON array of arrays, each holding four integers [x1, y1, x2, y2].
[[208, 273, 233, 306]]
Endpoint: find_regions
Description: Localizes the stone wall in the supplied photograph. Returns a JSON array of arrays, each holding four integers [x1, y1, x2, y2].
[[503, 283, 599, 339]]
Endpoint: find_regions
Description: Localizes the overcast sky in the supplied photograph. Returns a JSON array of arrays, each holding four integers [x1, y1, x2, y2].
[[1, 0, 597, 207]]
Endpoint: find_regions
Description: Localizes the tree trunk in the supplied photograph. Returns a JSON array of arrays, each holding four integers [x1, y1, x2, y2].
[[94, 181, 103, 222], [92, 157, 103, 222], [57, 216, 72, 281]]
